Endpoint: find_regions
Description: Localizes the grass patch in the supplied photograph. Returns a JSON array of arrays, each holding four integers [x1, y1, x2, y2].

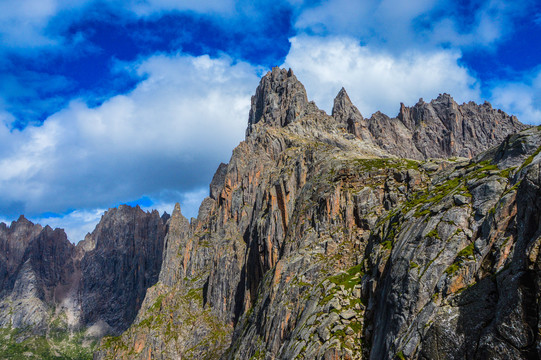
[[328, 264, 364, 290], [445, 243, 475, 276], [457, 243, 474, 258], [0, 327, 95, 360], [353, 158, 420, 172], [499, 167, 516, 179], [404, 177, 462, 216], [426, 228, 440, 240], [519, 145, 541, 170]]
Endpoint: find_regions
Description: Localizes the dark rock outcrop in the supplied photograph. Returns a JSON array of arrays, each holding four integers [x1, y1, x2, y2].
[[332, 87, 371, 141], [0, 216, 42, 297], [366, 126, 541, 360], [0, 218, 76, 331], [246, 67, 321, 135]]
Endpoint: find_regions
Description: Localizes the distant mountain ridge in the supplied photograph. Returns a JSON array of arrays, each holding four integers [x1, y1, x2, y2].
[[0, 205, 167, 358]]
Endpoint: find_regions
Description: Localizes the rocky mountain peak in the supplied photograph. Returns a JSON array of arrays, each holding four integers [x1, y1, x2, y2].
[[161, 211, 170, 224], [332, 87, 368, 140], [0, 202, 169, 359], [171, 202, 182, 217], [210, 162, 228, 200], [334, 90, 529, 160], [15, 214, 32, 225], [246, 67, 315, 136], [433, 92, 455, 104], [80, 204, 166, 334], [332, 87, 364, 122], [332, 87, 351, 108], [0, 216, 44, 273], [7, 215, 40, 234]]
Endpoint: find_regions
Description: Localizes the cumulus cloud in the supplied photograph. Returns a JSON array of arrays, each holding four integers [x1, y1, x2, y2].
[[490, 68, 541, 125], [0, 53, 261, 241], [282, 36, 480, 117]]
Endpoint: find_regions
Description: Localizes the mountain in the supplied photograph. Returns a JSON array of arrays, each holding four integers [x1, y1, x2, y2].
[[92, 68, 540, 360], [0, 205, 166, 358], [1, 68, 538, 359]]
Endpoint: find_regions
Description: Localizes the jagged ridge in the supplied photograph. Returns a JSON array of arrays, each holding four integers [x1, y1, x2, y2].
[[96, 67, 540, 360]]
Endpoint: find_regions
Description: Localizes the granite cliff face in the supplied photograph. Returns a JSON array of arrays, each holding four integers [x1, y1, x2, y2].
[[0, 205, 166, 358], [97, 68, 540, 360]]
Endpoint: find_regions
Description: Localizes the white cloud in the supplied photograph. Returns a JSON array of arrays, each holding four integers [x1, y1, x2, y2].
[[31, 208, 105, 243], [490, 69, 541, 125], [0, 0, 91, 49], [282, 36, 480, 117], [293, 0, 527, 50], [0, 53, 261, 237], [0, 0, 235, 50], [428, 0, 524, 48]]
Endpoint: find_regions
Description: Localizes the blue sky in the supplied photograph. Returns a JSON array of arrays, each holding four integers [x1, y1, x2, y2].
[[0, 0, 540, 241]]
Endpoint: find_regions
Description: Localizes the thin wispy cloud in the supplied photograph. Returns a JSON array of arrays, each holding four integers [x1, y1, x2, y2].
[[491, 67, 541, 125], [293, 0, 529, 50]]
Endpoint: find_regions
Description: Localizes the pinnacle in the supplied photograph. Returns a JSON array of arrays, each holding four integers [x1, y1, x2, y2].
[[432, 93, 455, 105], [332, 86, 363, 123], [246, 67, 311, 136], [172, 202, 182, 217], [336, 87, 349, 98], [332, 87, 353, 114], [13, 214, 33, 227]]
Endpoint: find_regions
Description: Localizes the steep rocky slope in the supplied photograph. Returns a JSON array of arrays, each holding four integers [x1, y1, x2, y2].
[[97, 68, 539, 360], [0, 205, 166, 359]]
